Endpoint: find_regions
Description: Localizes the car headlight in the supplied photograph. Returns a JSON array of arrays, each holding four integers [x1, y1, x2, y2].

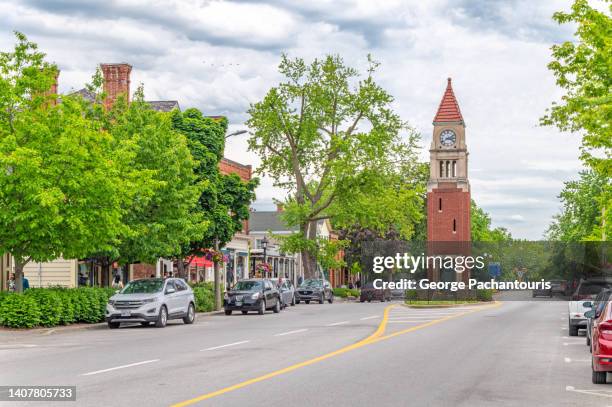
[[142, 298, 157, 303], [251, 292, 261, 299], [108, 300, 115, 306]]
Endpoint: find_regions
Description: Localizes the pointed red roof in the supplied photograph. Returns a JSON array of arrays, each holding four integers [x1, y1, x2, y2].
[[433, 78, 464, 124]]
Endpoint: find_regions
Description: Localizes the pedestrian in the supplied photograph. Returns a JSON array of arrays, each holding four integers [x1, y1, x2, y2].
[[298, 275, 303, 286], [111, 274, 123, 290], [226, 268, 234, 289], [7, 273, 15, 292], [355, 279, 361, 289], [22, 276, 29, 290], [163, 271, 169, 279]]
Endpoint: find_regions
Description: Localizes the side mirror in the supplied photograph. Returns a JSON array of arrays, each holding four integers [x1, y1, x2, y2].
[[585, 310, 595, 318], [583, 301, 593, 308], [165, 287, 176, 295]]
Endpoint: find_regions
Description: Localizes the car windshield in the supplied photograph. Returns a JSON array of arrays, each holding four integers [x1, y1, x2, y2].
[[578, 282, 612, 295], [121, 279, 164, 294], [233, 281, 263, 291], [300, 280, 322, 288]]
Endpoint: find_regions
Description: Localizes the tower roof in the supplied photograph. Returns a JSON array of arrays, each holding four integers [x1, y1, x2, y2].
[[433, 78, 464, 124]]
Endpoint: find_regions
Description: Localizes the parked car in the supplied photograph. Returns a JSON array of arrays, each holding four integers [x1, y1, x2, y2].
[[360, 281, 392, 302], [588, 299, 612, 383], [296, 279, 333, 304], [584, 289, 612, 348], [224, 279, 281, 315], [568, 279, 612, 336], [106, 278, 195, 329], [274, 278, 296, 308], [532, 286, 552, 298], [550, 280, 567, 295]]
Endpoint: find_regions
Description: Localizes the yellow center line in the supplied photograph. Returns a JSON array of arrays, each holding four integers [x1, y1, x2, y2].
[[170, 301, 501, 407]]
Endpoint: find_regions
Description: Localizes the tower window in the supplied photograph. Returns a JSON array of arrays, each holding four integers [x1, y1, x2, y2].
[[438, 198, 442, 211], [452, 161, 457, 177], [439, 161, 444, 178], [453, 219, 457, 233], [445, 161, 450, 178]]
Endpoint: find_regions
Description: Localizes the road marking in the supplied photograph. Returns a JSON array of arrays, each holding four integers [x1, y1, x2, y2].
[[566, 385, 612, 398], [564, 357, 590, 363], [171, 302, 500, 407], [81, 359, 159, 376], [389, 316, 444, 319], [360, 315, 379, 320], [326, 321, 349, 326], [563, 342, 584, 346], [0, 344, 37, 348], [202, 341, 250, 351], [388, 320, 434, 323], [274, 329, 308, 336]]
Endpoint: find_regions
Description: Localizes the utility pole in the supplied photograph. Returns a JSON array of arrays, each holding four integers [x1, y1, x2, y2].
[[214, 238, 221, 310]]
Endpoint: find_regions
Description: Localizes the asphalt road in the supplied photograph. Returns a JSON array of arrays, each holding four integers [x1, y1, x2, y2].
[[0, 292, 608, 407]]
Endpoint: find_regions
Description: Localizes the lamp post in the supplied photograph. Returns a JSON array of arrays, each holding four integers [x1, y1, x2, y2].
[[261, 236, 268, 278]]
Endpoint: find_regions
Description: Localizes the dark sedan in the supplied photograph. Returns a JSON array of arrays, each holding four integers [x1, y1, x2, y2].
[[360, 282, 392, 302], [224, 279, 281, 315], [296, 279, 333, 304]]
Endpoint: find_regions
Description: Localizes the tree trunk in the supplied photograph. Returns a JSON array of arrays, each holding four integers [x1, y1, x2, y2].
[[214, 239, 222, 310], [301, 220, 319, 279], [14, 260, 25, 293], [177, 260, 185, 280]]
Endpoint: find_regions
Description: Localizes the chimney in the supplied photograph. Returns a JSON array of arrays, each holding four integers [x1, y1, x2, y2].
[[100, 63, 132, 110], [44, 68, 59, 106]]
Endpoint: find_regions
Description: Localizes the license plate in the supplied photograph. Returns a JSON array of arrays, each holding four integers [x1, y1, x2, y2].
[[121, 311, 131, 317], [235, 301, 242, 306], [236, 295, 243, 301]]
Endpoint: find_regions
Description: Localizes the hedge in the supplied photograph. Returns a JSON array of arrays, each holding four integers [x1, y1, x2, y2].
[[332, 287, 360, 298], [0, 287, 115, 329]]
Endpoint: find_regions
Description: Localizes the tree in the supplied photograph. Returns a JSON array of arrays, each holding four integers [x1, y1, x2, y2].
[[0, 33, 127, 291], [471, 200, 512, 242], [541, 0, 611, 239], [547, 170, 608, 241], [247, 54, 423, 278], [172, 108, 258, 309], [107, 92, 207, 266]]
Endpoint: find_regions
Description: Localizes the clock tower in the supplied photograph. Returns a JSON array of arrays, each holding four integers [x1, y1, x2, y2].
[[427, 78, 471, 281]]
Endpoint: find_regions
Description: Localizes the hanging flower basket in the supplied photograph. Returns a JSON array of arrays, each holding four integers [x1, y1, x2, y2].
[[255, 262, 272, 274], [201, 248, 226, 263]]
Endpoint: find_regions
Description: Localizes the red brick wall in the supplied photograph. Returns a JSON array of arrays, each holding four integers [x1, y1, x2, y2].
[[131, 263, 156, 280], [427, 187, 471, 242]]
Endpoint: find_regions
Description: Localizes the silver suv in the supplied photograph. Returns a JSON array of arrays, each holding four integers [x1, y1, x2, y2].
[[106, 278, 196, 328]]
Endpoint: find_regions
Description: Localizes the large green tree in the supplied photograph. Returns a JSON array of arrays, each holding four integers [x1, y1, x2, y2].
[[172, 108, 258, 308], [0, 33, 127, 291], [542, 0, 611, 239], [247, 54, 423, 278]]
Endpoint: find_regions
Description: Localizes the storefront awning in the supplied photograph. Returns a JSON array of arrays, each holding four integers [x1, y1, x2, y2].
[[191, 256, 213, 267]]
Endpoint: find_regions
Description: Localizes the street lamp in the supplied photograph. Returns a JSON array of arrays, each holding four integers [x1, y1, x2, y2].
[[261, 236, 268, 278]]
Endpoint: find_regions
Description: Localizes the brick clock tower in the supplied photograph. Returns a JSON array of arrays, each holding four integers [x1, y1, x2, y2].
[[427, 78, 471, 282]]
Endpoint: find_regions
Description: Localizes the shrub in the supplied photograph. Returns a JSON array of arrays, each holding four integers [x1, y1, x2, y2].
[[475, 289, 494, 302], [405, 289, 418, 301], [24, 289, 62, 327], [0, 294, 41, 328], [193, 286, 215, 312], [332, 288, 360, 298], [52, 288, 75, 325]]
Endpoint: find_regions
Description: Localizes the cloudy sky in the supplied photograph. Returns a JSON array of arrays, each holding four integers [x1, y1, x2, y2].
[[0, 0, 589, 239]]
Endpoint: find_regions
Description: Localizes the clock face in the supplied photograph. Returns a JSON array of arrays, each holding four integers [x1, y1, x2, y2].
[[440, 130, 456, 147]]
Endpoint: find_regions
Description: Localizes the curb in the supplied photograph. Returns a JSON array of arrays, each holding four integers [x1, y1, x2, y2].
[[0, 310, 225, 334]]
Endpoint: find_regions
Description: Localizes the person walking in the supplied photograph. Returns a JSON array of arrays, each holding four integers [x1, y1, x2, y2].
[[111, 274, 123, 290], [7, 273, 15, 292]]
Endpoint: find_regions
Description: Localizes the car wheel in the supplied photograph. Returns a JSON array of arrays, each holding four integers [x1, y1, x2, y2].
[[291, 295, 296, 306], [258, 300, 266, 315], [155, 306, 168, 328], [108, 322, 120, 329], [360, 298, 365, 303], [587, 336, 591, 347], [328, 294, 333, 304], [273, 299, 281, 313], [140, 322, 151, 327], [593, 369, 607, 384], [296, 300, 301, 304], [305, 300, 310, 304], [241, 310, 248, 315], [225, 309, 232, 315], [183, 303, 195, 324], [319, 294, 325, 304], [569, 324, 579, 336]]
